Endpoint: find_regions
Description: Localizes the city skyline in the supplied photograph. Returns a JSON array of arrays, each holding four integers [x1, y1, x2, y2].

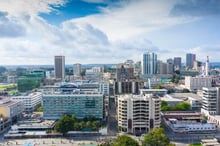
[[0, 0, 220, 65]]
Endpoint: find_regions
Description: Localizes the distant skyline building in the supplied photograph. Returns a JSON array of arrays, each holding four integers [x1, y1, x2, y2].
[[73, 63, 81, 76], [54, 56, 65, 80], [116, 63, 134, 81], [186, 53, 196, 68], [206, 56, 209, 76], [142, 52, 157, 75], [174, 57, 181, 70]]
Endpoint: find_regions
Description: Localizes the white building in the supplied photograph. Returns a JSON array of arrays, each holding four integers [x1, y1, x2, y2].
[[117, 94, 160, 135], [11, 92, 42, 113], [201, 87, 220, 116], [169, 119, 216, 133], [73, 63, 81, 77], [185, 76, 212, 91]]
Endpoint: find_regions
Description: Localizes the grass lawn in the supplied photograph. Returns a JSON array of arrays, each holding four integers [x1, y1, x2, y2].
[[189, 143, 202, 146]]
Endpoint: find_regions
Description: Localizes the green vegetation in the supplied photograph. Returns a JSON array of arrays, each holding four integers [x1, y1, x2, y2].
[[161, 100, 190, 111], [0, 84, 17, 91], [182, 88, 190, 93], [111, 135, 139, 146], [171, 74, 180, 84], [142, 128, 173, 146], [189, 143, 202, 146], [155, 84, 163, 89], [37, 106, 43, 112], [54, 115, 101, 134]]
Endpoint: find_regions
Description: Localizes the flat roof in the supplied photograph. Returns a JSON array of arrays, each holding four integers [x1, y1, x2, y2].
[[170, 93, 202, 100]]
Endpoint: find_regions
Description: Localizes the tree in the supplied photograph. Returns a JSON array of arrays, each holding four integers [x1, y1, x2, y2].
[[54, 115, 75, 134], [143, 128, 170, 146], [182, 88, 190, 93], [112, 135, 139, 146], [155, 84, 163, 89], [37, 106, 43, 112]]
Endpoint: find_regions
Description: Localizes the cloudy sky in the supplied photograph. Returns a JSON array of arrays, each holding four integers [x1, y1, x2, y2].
[[0, 0, 220, 65]]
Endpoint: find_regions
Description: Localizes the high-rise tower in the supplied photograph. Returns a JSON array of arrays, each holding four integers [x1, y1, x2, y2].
[[142, 52, 157, 75], [186, 53, 196, 68], [205, 56, 209, 76], [54, 56, 65, 80]]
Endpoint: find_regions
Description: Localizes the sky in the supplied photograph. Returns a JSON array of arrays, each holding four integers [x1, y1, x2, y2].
[[0, 0, 220, 65]]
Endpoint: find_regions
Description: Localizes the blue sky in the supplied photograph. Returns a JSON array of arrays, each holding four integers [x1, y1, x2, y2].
[[0, 0, 220, 65]]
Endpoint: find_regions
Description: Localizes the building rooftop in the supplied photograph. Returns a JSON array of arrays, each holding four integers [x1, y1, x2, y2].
[[170, 93, 202, 101]]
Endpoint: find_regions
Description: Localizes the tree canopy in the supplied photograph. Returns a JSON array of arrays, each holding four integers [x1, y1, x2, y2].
[[161, 101, 190, 111], [111, 135, 139, 146], [143, 128, 170, 146]]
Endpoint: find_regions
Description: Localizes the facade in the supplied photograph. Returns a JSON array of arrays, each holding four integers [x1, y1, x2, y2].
[[186, 53, 196, 68], [54, 56, 65, 80], [73, 63, 81, 77], [0, 97, 24, 119], [11, 92, 42, 113], [185, 76, 212, 91], [117, 94, 160, 135], [168, 119, 216, 133], [116, 63, 134, 81], [157, 61, 173, 74], [174, 57, 181, 70], [17, 74, 41, 92], [201, 87, 220, 116], [142, 52, 157, 75], [42, 90, 104, 120], [0, 115, 11, 134]]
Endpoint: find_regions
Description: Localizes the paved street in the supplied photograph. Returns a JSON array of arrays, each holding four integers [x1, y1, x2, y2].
[[107, 96, 118, 136]]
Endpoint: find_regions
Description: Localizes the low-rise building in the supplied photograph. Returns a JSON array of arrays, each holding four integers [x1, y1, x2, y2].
[[0, 97, 24, 119], [11, 92, 42, 113], [185, 76, 212, 91], [42, 87, 104, 120]]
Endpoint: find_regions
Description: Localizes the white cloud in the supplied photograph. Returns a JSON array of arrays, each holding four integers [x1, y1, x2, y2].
[[0, 0, 219, 65], [0, 0, 66, 16]]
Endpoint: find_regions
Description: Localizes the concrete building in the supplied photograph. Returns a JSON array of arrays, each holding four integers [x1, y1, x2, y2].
[[174, 57, 181, 70], [54, 56, 65, 80], [157, 61, 173, 74], [116, 63, 134, 81], [205, 56, 209, 76], [139, 89, 167, 97], [0, 115, 11, 134], [168, 119, 216, 133], [0, 97, 24, 119], [11, 92, 42, 113], [73, 63, 81, 77], [117, 94, 160, 135], [142, 52, 157, 75], [193, 60, 202, 71], [185, 76, 212, 91], [42, 88, 104, 120], [201, 87, 220, 116], [186, 53, 196, 68]]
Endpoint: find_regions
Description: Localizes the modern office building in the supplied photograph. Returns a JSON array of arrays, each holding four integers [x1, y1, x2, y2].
[[73, 63, 81, 77], [11, 92, 42, 113], [54, 56, 65, 80], [42, 88, 104, 120], [117, 94, 160, 135], [142, 52, 157, 75], [186, 53, 196, 68], [174, 57, 181, 70], [0, 97, 24, 119], [116, 63, 134, 81], [201, 87, 220, 116], [157, 61, 173, 74], [185, 76, 212, 91]]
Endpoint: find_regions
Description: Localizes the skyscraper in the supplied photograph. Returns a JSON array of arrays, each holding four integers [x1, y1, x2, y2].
[[54, 56, 65, 80], [186, 53, 196, 68], [73, 63, 81, 77], [174, 57, 181, 70], [142, 52, 157, 75]]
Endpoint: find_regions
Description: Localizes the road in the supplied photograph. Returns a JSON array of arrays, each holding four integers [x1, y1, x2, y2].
[[107, 96, 118, 136]]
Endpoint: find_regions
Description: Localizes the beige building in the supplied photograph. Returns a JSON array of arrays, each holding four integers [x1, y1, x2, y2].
[[185, 76, 212, 91], [0, 97, 24, 119], [117, 94, 160, 135]]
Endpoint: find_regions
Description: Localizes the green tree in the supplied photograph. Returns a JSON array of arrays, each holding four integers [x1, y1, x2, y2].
[[112, 135, 139, 146], [156, 84, 163, 89], [37, 106, 43, 112], [143, 128, 170, 146], [182, 88, 190, 93], [54, 115, 75, 134], [175, 102, 190, 111]]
